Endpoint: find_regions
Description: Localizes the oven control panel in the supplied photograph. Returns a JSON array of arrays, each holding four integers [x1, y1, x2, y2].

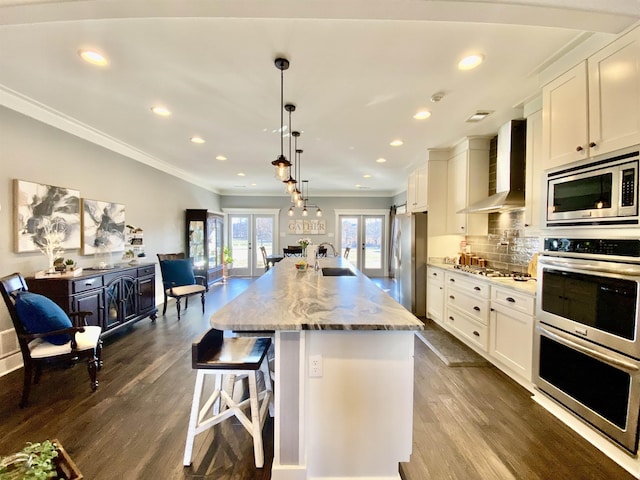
[[544, 238, 640, 258]]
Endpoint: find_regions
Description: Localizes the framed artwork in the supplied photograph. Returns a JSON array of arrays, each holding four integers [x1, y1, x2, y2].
[[14, 179, 81, 253], [287, 219, 326, 235], [81, 199, 126, 255]]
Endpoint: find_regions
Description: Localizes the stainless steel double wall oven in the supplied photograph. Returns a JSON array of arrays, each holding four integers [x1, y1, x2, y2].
[[535, 238, 640, 454]]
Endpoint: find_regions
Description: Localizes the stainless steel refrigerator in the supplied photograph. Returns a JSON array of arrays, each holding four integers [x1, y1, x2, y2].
[[392, 211, 427, 316]]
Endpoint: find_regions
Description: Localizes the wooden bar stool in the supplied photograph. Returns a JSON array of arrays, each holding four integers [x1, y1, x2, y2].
[[183, 328, 274, 468]]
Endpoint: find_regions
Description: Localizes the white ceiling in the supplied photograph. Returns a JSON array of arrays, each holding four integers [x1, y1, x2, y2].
[[1, 0, 639, 197]]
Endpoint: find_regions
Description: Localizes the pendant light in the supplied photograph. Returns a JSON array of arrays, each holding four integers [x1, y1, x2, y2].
[[283, 104, 297, 194], [291, 131, 302, 202], [301, 180, 309, 216], [294, 148, 304, 206], [271, 58, 291, 181]]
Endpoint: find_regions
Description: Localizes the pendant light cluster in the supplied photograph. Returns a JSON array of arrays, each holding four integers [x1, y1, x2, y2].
[[272, 57, 322, 218]]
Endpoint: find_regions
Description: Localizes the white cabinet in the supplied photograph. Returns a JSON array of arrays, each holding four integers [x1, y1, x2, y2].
[[426, 266, 445, 326], [524, 108, 544, 232], [588, 26, 640, 156], [444, 271, 490, 352], [542, 62, 588, 168], [542, 27, 640, 169], [445, 137, 490, 235], [426, 151, 448, 236], [407, 163, 428, 213], [489, 285, 535, 382]]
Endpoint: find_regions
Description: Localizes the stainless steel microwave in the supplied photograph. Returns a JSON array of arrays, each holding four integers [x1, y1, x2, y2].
[[546, 147, 639, 227]]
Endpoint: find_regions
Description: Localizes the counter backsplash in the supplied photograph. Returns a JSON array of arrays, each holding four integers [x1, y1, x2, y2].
[[465, 211, 539, 273]]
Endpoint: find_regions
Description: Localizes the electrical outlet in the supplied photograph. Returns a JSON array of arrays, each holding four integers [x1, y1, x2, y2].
[[309, 354, 323, 377]]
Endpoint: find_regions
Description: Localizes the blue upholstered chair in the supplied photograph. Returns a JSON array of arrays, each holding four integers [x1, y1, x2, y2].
[[157, 253, 207, 320], [0, 272, 103, 408]]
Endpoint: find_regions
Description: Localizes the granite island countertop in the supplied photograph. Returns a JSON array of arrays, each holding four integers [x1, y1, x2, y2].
[[210, 257, 424, 331]]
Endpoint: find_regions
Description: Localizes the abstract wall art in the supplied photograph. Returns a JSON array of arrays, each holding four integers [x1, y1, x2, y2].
[[14, 179, 81, 253], [81, 199, 126, 255]]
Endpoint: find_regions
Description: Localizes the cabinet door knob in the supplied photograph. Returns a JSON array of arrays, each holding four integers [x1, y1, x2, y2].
[[449, 278, 455, 282], [449, 316, 455, 321], [474, 286, 481, 291], [449, 295, 455, 300], [473, 306, 481, 311], [576, 145, 584, 152], [473, 331, 480, 337], [506, 297, 516, 303], [589, 142, 596, 148]]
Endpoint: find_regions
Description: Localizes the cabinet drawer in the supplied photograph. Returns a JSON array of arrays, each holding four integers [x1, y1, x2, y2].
[[72, 276, 103, 294], [446, 307, 488, 352], [491, 287, 535, 316], [427, 267, 445, 285], [446, 289, 490, 325], [137, 265, 155, 277], [445, 272, 490, 298]]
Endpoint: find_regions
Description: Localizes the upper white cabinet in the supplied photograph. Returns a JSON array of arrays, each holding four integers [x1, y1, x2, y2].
[[542, 26, 640, 169], [445, 137, 489, 236], [426, 150, 448, 237], [588, 27, 640, 156], [407, 163, 428, 213]]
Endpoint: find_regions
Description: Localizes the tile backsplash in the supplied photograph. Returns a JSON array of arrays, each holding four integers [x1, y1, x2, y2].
[[466, 211, 540, 273]]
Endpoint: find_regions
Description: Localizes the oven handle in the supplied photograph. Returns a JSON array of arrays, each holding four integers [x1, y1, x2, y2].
[[539, 256, 640, 276], [538, 326, 640, 373]]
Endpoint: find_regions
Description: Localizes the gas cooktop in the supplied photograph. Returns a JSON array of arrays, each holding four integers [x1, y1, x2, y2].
[[453, 264, 531, 278]]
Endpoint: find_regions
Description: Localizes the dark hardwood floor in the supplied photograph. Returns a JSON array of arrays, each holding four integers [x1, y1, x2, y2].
[[0, 277, 633, 479]]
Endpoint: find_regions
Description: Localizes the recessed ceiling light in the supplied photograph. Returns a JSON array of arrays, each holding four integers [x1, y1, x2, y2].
[[363, 174, 372, 178], [413, 110, 431, 120], [458, 54, 484, 71], [237, 172, 246, 177], [190, 136, 205, 144], [390, 139, 403, 147], [250, 183, 257, 186], [215, 155, 227, 161], [150, 106, 171, 117], [376, 158, 387, 163], [466, 111, 493, 123], [78, 49, 108, 66], [355, 184, 361, 188]]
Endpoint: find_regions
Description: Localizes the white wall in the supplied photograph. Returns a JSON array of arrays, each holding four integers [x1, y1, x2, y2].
[[0, 106, 221, 335]]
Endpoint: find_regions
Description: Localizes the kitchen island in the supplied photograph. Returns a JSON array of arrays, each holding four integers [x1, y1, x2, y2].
[[209, 256, 423, 480]]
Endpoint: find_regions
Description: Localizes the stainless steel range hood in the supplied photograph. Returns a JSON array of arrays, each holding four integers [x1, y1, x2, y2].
[[459, 119, 527, 214]]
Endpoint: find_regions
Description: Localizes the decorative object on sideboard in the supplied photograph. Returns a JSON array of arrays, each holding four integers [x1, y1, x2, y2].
[[13, 179, 81, 253], [123, 224, 145, 265], [80, 198, 125, 256]]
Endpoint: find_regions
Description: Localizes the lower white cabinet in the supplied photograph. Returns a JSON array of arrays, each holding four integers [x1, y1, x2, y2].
[[447, 306, 489, 352], [426, 267, 445, 326], [489, 286, 535, 382], [437, 267, 536, 386], [444, 271, 490, 352]]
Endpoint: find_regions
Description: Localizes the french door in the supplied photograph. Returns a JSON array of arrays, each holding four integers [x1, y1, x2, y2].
[[336, 210, 388, 277], [225, 209, 279, 277]]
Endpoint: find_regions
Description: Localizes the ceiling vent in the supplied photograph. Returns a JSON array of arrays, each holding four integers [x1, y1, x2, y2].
[[465, 111, 493, 123]]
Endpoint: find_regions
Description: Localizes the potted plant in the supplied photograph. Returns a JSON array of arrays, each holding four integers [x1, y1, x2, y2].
[[64, 258, 77, 271], [0, 439, 83, 479], [222, 247, 233, 282]]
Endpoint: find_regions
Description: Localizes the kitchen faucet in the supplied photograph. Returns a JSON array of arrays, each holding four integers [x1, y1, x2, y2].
[[317, 242, 336, 257]]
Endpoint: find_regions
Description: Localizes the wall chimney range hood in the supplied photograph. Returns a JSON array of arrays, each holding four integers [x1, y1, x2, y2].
[[459, 119, 527, 214]]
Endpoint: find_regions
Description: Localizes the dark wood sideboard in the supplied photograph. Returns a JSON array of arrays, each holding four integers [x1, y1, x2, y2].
[[27, 264, 158, 337]]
